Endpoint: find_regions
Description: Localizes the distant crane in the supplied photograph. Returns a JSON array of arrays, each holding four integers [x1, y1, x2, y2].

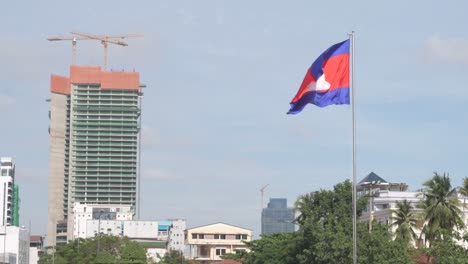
[[47, 32, 143, 70], [260, 184, 270, 211]]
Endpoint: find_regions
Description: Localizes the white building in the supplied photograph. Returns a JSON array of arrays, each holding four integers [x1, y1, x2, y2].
[[71, 205, 186, 262], [29, 235, 44, 264], [0, 226, 30, 264], [0, 158, 15, 227], [72, 202, 133, 239], [84, 219, 185, 262], [168, 219, 186, 253], [185, 222, 252, 263]]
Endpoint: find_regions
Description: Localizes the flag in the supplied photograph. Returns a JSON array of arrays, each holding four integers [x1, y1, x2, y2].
[[287, 39, 350, 114]]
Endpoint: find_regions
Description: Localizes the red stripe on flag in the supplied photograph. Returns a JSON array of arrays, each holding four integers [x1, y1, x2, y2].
[[322, 53, 349, 91], [290, 70, 316, 103]]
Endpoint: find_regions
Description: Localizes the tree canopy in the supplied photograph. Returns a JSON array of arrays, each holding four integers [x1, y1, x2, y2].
[[39, 235, 148, 264]]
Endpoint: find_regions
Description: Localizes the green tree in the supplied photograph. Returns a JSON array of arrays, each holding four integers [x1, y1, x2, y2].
[[235, 180, 416, 264], [459, 177, 468, 209], [419, 172, 464, 246], [92, 251, 117, 264], [158, 250, 198, 264], [120, 240, 147, 263], [390, 200, 419, 243], [423, 230, 468, 264], [39, 235, 148, 264], [358, 222, 413, 264], [246, 232, 295, 264], [288, 180, 370, 264], [287, 180, 412, 264], [221, 248, 249, 262]]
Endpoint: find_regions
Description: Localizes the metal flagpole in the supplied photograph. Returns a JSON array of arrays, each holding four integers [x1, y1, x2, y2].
[[348, 30, 357, 264]]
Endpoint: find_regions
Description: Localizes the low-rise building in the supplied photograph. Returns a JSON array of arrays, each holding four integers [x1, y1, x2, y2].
[[0, 225, 30, 264], [72, 202, 134, 240], [185, 223, 252, 263], [168, 219, 186, 253], [29, 235, 44, 264]]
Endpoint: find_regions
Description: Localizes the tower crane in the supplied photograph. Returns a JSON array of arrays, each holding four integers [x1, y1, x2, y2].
[[47, 35, 87, 65], [47, 32, 143, 70], [260, 184, 270, 211]]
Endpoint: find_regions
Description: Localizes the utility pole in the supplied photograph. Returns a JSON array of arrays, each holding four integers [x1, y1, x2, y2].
[[367, 180, 381, 233]]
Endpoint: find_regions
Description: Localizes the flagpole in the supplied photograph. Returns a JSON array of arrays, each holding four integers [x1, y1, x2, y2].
[[348, 30, 357, 264]]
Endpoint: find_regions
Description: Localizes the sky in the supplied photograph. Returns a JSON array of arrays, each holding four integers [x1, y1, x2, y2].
[[1, 0, 468, 239]]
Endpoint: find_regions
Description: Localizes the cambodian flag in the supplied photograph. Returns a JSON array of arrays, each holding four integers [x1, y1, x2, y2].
[[287, 39, 350, 114]]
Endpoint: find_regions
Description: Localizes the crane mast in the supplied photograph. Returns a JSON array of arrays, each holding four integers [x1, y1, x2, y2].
[[260, 184, 270, 211]]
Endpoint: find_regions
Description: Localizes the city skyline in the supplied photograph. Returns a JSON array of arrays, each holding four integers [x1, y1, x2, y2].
[[1, 0, 468, 240]]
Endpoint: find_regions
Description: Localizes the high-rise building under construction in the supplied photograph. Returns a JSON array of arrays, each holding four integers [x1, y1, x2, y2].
[[47, 65, 142, 246]]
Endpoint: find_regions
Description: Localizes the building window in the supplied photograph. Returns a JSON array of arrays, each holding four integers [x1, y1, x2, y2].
[[198, 234, 204, 239], [216, 249, 226, 256], [236, 234, 248, 240], [215, 234, 226, 239], [192, 234, 197, 239]]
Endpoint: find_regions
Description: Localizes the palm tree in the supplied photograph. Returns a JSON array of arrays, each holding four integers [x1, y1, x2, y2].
[[459, 177, 468, 209], [419, 172, 463, 246], [294, 193, 314, 225], [390, 200, 419, 243]]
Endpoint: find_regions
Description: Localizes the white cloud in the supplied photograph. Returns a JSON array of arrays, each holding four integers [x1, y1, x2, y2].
[[422, 35, 468, 64]]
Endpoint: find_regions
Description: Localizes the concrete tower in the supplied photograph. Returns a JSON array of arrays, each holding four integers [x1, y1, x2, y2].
[[47, 65, 142, 246]]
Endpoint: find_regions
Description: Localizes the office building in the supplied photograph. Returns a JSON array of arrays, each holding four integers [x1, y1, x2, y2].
[[261, 198, 295, 235], [0, 157, 19, 227], [47, 65, 143, 246]]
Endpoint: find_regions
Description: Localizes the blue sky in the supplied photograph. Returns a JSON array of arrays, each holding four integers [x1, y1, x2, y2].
[[1, 0, 468, 238]]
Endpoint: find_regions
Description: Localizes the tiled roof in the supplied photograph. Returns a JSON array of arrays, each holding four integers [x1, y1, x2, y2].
[[30, 235, 43, 242]]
